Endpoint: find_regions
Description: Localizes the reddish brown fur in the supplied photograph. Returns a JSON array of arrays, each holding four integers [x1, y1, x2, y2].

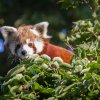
[[41, 42, 74, 63], [16, 25, 74, 63], [17, 25, 36, 44]]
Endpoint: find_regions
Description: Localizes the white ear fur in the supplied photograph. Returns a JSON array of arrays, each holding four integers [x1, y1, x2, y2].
[[0, 26, 17, 44], [33, 22, 52, 38]]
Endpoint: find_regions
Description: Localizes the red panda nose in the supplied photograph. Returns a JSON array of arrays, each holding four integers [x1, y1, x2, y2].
[[21, 50, 27, 55]]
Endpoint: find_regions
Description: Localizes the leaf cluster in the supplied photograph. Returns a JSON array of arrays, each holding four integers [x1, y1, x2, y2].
[[66, 19, 100, 45], [0, 47, 100, 100]]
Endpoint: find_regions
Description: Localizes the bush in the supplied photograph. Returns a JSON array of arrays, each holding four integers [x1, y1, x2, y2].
[[0, 38, 100, 100]]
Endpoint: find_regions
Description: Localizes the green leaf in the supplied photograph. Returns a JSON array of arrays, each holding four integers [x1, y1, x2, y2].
[[41, 88, 54, 94], [34, 57, 44, 64], [88, 62, 100, 69], [7, 65, 25, 77], [9, 85, 19, 96], [46, 97, 58, 100], [33, 82, 42, 90], [27, 66, 36, 75], [60, 63, 73, 69], [97, 56, 100, 63], [81, 49, 86, 58], [41, 54, 51, 61], [21, 93, 37, 100], [52, 74, 61, 79]]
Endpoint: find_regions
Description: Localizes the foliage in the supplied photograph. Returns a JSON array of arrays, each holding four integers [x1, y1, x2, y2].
[[59, 0, 100, 12], [66, 19, 100, 46], [0, 38, 100, 100]]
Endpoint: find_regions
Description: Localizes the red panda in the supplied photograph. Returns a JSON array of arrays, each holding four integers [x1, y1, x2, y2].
[[0, 22, 74, 63]]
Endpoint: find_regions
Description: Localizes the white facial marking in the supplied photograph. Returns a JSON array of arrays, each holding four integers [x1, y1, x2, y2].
[[26, 39, 33, 45], [34, 40, 44, 53], [17, 44, 34, 59], [23, 44, 34, 55]]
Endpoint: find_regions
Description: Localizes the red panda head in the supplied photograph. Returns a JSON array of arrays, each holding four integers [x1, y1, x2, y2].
[[0, 22, 51, 59]]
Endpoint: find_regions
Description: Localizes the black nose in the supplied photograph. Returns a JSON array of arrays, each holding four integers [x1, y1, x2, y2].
[[21, 50, 27, 55]]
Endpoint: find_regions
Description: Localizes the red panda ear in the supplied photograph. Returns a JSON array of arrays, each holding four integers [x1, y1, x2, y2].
[[0, 26, 18, 44], [32, 22, 52, 39]]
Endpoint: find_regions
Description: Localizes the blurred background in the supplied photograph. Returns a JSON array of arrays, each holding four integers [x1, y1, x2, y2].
[[0, 0, 94, 75]]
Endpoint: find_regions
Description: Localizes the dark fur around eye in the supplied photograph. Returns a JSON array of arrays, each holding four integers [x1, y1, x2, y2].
[[15, 44, 21, 53], [28, 43, 33, 46], [16, 44, 21, 48]]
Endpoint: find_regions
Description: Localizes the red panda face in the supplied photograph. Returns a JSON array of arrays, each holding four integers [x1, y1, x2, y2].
[[0, 22, 51, 59]]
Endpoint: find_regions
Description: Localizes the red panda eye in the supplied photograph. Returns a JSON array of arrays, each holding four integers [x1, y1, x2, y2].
[[16, 44, 21, 48], [28, 43, 33, 46]]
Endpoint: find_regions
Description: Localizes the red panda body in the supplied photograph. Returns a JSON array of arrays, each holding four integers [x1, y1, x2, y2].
[[41, 43, 74, 63], [0, 22, 74, 63]]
